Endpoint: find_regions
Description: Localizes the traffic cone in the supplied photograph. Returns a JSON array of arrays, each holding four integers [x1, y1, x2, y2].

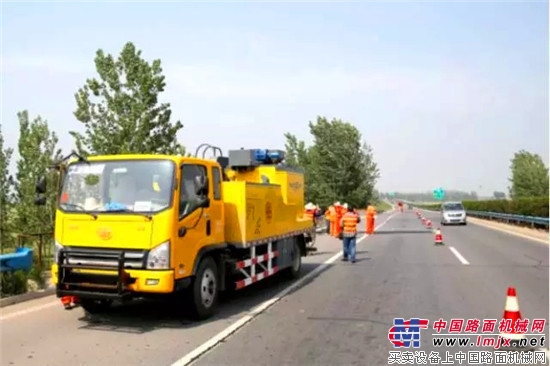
[[426, 219, 432, 229], [500, 287, 530, 349], [434, 228, 443, 245]]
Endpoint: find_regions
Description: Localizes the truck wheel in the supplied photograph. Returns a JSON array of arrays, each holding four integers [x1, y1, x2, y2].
[[80, 299, 113, 314], [191, 256, 219, 320], [284, 241, 302, 280]]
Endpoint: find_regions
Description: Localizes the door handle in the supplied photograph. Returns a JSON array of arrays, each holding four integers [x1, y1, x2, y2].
[[206, 220, 211, 236]]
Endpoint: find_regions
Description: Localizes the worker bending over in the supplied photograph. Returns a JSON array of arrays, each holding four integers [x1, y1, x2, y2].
[[340, 206, 360, 263], [366, 202, 377, 234]]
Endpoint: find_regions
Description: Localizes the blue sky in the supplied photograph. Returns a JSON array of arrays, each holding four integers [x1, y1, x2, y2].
[[1, 1, 548, 195]]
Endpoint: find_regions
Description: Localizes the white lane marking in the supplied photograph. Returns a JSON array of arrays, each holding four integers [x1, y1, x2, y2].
[[0, 301, 58, 321], [171, 212, 398, 366], [448, 246, 470, 265]]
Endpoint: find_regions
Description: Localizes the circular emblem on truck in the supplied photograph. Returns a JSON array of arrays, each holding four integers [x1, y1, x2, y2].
[[265, 202, 273, 224], [97, 228, 112, 240]]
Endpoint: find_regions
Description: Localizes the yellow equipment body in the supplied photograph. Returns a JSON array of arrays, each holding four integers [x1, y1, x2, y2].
[[223, 165, 312, 247]]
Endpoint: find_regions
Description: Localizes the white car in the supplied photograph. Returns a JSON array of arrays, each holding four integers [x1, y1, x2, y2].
[[440, 202, 467, 226]]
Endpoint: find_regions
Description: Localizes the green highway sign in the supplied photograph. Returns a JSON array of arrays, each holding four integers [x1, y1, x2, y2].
[[433, 187, 445, 200]]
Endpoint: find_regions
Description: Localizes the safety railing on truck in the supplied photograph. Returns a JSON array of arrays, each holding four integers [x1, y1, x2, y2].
[[466, 211, 549, 229]]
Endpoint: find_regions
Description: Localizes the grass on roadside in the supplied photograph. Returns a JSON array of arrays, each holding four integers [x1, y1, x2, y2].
[[375, 200, 392, 213]]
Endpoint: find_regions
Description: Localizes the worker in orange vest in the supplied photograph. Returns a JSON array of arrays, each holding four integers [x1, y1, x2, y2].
[[329, 203, 338, 236], [304, 203, 316, 226], [340, 205, 361, 263], [324, 206, 332, 234], [366, 202, 377, 234], [334, 202, 344, 238], [61, 295, 79, 310]]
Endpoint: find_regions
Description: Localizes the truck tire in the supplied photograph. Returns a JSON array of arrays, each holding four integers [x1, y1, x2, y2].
[[80, 299, 113, 314], [191, 256, 219, 320], [283, 241, 302, 280]]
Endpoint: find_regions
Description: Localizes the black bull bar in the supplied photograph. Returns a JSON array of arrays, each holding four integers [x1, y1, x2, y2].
[[57, 249, 135, 300]]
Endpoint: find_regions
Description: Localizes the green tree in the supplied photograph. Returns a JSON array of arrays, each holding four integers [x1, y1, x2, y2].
[[283, 132, 312, 199], [14, 111, 62, 236], [0, 125, 14, 248], [71, 41, 185, 156], [284, 116, 379, 207], [508, 150, 549, 199], [283, 132, 309, 169]]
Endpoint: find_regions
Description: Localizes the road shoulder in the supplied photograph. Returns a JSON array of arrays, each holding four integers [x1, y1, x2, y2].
[[467, 217, 548, 244]]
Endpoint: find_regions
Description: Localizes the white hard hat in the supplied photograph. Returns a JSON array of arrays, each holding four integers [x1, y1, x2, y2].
[[305, 203, 316, 210], [343, 203, 348, 209], [335, 201, 341, 206]]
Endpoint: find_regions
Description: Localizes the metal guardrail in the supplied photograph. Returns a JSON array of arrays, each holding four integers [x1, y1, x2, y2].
[[406, 202, 549, 229], [466, 211, 549, 228]]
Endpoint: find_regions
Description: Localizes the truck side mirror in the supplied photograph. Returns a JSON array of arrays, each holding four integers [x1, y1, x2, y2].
[[34, 195, 47, 206], [194, 175, 209, 196], [35, 175, 47, 194]]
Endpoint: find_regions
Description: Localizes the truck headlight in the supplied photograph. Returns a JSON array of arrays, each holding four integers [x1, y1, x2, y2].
[[147, 241, 170, 269], [54, 241, 64, 264]]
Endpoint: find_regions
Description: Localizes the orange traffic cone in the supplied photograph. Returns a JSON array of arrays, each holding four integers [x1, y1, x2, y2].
[[500, 287, 530, 349], [426, 219, 432, 229], [434, 228, 443, 245]]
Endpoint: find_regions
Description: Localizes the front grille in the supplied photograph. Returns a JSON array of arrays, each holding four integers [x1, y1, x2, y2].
[[62, 247, 148, 269]]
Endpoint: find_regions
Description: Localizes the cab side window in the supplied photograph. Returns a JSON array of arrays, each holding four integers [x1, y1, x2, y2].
[[212, 167, 221, 200], [179, 164, 207, 218]]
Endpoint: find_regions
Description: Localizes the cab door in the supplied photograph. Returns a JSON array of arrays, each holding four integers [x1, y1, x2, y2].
[[208, 165, 225, 245], [173, 162, 210, 279]]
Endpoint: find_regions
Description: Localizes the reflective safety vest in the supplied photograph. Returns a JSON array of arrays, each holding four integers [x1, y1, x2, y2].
[[329, 206, 337, 220], [304, 209, 315, 221], [341, 212, 359, 235]]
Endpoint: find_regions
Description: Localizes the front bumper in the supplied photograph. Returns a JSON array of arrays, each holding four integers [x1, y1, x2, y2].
[[442, 217, 467, 224], [53, 250, 175, 300]]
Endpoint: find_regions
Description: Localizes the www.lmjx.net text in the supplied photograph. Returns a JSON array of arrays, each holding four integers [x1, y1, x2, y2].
[[432, 334, 546, 349]]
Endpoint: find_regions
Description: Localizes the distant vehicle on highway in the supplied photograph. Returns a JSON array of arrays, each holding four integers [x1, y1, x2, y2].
[[440, 201, 467, 226]]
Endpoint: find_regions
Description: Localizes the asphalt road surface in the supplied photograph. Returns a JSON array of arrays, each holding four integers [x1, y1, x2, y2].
[[1, 210, 548, 366]]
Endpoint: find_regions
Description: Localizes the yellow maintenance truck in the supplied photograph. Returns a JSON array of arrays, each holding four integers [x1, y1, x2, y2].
[[34, 146, 315, 319]]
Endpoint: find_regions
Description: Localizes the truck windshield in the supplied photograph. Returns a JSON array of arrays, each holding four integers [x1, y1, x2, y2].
[[59, 160, 175, 213], [443, 203, 464, 211]]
